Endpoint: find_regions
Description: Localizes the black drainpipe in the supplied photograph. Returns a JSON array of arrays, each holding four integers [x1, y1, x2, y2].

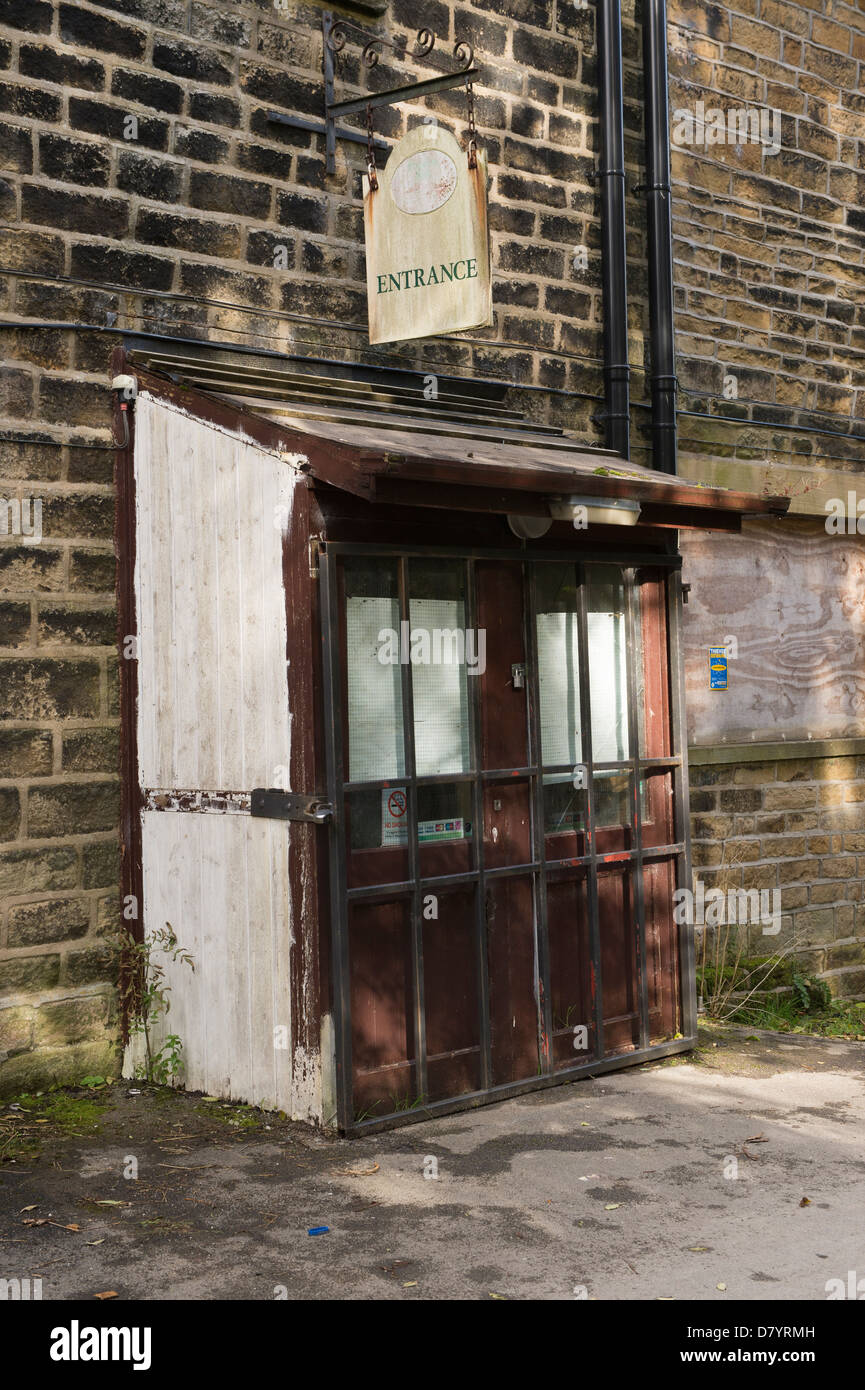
[[595, 0, 630, 460], [642, 0, 678, 474]]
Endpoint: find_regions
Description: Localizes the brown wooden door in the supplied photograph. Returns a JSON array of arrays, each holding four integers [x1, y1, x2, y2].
[[324, 550, 684, 1130]]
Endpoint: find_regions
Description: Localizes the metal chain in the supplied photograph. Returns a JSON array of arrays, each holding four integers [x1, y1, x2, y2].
[[465, 77, 477, 169], [366, 102, 379, 191]]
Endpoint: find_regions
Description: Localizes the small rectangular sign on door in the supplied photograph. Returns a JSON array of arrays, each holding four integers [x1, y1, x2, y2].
[[381, 788, 465, 845], [709, 646, 728, 689]]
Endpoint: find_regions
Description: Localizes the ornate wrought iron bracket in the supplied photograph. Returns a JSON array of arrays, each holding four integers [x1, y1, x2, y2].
[[321, 10, 478, 175]]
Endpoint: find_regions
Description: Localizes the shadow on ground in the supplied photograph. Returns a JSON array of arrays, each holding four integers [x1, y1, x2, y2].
[[1, 1023, 863, 1300]]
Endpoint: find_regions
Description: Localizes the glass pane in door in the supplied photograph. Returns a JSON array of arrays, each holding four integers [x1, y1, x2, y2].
[[344, 558, 405, 782], [536, 566, 587, 859], [408, 559, 471, 777], [535, 564, 582, 769], [587, 566, 630, 762]]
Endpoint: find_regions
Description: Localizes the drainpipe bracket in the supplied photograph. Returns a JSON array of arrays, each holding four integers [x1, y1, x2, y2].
[[592, 410, 631, 425], [589, 166, 627, 186]]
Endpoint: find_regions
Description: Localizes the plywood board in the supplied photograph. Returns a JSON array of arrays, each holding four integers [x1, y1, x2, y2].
[[681, 518, 865, 745]]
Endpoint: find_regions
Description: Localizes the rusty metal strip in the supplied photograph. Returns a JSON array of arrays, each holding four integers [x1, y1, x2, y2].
[[143, 789, 252, 814]]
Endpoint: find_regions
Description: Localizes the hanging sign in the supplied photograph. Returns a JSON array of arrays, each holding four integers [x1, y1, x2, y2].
[[363, 123, 492, 345]]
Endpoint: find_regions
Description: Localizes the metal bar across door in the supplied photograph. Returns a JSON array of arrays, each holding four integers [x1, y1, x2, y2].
[[668, 567, 697, 1041], [465, 559, 493, 1094], [625, 569, 651, 1052], [575, 561, 604, 1062], [525, 564, 553, 1075], [320, 550, 352, 1133], [397, 556, 428, 1109]]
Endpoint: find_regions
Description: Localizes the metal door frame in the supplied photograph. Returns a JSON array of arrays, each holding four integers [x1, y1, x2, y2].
[[320, 541, 696, 1135]]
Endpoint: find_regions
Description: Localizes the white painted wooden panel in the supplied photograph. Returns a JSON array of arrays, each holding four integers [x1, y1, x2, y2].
[[136, 811, 319, 1117], [130, 393, 321, 1121], [133, 391, 294, 791], [681, 518, 865, 745]]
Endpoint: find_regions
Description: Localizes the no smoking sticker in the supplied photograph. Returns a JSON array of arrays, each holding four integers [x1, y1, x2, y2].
[[381, 788, 465, 846], [383, 788, 407, 845]]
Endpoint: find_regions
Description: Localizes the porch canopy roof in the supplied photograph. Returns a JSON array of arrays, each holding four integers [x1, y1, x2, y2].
[[127, 346, 791, 531]]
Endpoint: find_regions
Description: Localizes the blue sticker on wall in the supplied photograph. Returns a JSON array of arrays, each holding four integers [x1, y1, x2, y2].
[[709, 646, 728, 690]]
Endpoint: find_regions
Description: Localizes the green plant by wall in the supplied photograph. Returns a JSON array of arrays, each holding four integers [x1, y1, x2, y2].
[[790, 972, 832, 1013], [696, 926, 864, 1038], [103, 923, 194, 1086]]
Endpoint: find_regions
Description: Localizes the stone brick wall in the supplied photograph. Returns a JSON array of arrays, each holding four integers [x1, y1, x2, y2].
[[0, 0, 619, 426], [667, 0, 865, 482], [0, 333, 119, 1092], [690, 754, 865, 998], [671, 0, 865, 999]]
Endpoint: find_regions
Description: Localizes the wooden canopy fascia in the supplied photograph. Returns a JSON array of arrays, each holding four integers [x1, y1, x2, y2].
[[125, 358, 791, 531]]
